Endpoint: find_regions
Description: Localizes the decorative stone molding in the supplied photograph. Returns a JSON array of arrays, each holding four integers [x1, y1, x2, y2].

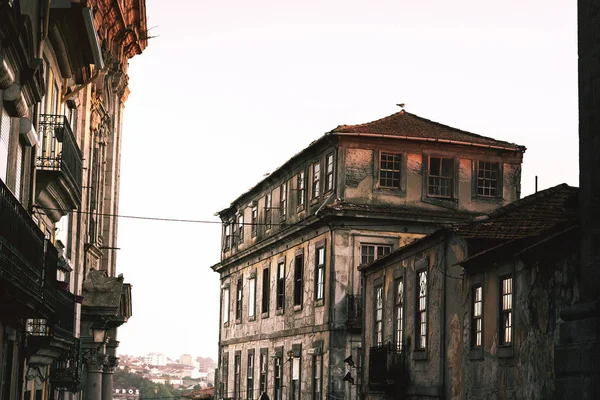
[[84, 352, 107, 373], [103, 356, 119, 374]]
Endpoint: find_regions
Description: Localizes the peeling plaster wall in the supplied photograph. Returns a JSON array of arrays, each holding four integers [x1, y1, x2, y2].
[[453, 240, 580, 400], [340, 139, 522, 214]]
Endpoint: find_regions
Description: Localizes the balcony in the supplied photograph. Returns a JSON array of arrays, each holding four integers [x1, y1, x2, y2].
[[36, 114, 83, 222], [346, 295, 362, 332], [51, 338, 83, 392], [0, 179, 49, 316], [54, 288, 76, 341], [368, 344, 406, 394]]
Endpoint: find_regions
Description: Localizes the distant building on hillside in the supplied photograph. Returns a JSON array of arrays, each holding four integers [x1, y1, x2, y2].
[[180, 354, 194, 366], [145, 353, 167, 366]]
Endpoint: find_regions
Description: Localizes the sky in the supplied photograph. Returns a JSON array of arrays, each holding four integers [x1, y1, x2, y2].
[[116, 0, 578, 360]]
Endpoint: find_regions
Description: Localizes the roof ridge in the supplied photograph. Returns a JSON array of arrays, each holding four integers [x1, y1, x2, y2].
[[485, 183, 574, 219], [332, 110, 406, 131]]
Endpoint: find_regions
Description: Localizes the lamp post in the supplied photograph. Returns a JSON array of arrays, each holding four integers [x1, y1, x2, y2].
[[83, 325, 109, 400]]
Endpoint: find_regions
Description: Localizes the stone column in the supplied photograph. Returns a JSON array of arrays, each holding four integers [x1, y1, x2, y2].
[[554, 1, 600, 399], [102, 356, 118, 400], [84, 352, 107, 400]]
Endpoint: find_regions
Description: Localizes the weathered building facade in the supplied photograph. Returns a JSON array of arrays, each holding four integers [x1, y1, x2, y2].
[[0, 1, 146, 400], [212, 110, 525, 400], [361, 184, 579, 399]]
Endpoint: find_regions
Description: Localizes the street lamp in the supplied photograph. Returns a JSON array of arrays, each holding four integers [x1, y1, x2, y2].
[[82, 325, 109, 357]]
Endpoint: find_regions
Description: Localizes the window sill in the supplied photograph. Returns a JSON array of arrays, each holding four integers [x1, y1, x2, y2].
[[497, 345, 513, 358], [310, 198, 319, 206], [422, 195, 458, 209], [296, 205, 305, 213], [374, 187, 407, 197], [275, 308, 284, 316], [469, 347, 483, 360], [315, 299, 324, 307], [223, 321, 230, 327], [293, 304, 302, 312], [472, 195, 504, 204], [413, 349, 428, 361], [248, 315, 256, 322], [261, 312, 269, 319], [235, 318, 242, 325]]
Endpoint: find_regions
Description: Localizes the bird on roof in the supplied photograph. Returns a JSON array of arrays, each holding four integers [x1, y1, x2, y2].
[[397, 103, 406, 109]]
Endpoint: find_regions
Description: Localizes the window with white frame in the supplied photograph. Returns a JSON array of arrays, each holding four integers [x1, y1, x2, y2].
[[472, 285, 483, 347], [222, 287, 230, 324], [500, 277, 513, 345], [374, 285, 383, 346], [312, 161, 320, 199], [249, 277, 256, 318], [297, 171, 305, 211], [325, 153, 334, 192], [315, 246, 325, 301], [395, 279, 404, 350], [417, 270, 427, 349], [280, 183, 287, 220]]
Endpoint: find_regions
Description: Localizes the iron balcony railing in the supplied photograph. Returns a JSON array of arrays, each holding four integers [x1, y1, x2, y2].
[[0, 178, 59, 315], [347, 294, 362, 332], [36, 114, 83, 199], [51, 338, 82, 392], [368, 343, 405, 390], [0, 178, 45, 301], [54, 288, 75, 340]]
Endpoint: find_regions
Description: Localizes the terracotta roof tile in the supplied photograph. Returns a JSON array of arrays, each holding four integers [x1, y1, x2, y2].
[[452, 183, 578, 240], [331, 111, 524, 151]]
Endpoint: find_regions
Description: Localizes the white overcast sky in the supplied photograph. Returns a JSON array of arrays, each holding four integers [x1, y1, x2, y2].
[[116, 0, 577, 360]]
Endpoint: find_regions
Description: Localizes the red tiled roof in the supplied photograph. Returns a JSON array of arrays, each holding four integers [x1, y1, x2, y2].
[[452, 184, 578, 240], [330, 111, 524, 151]]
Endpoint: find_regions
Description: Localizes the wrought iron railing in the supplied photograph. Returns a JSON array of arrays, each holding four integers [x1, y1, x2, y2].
[[0, 178, 45, 300], [368, 343, 405, 390], [36, 114, 83, 199], [54, 289, 75, 340], [347, 294, 362, 332], [51, 338, 82, 392]]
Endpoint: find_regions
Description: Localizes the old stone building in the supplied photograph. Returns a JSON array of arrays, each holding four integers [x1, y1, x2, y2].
[[361, 183, 579, 399], [0, 1, 146, 400], [212, 109, 525, 400]]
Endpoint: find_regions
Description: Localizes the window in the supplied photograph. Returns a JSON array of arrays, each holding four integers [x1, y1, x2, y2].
[[265, 193, 272, 229], [394, 279, 404, 350], [379, 152, 402, 188], [325, 153, 334, 192], [224, 224, 231, 250], [237, 214, 244, 244], [276, 261, 285, 310], [261, 267, 270, 314], [417, 270, 428, 349], [221, 352, 229, 399], [312, 161, 320, 199], [249, 277, 256, 318], [477, 161, 500, 197], [472, 285, 483, 347], [312, 354, 322, 400], [290, 350, 301, 400], [259, 350, 268, 394], [297, 171, 305, 211], [500, 277, 513, 345], [374, 286, 383, 346], [247, 350, 255, 400], [232, 220, 238, 248], [293, 253, 304, 306], [236, 278, 243, 321], [428, 156, 454, 198], [14, 142, 23, 201], [280, 183, 287, 220], [361, 244, 391, 265], [315, 246, 325, 301], [223, 287, 230, 324], [274, 354, 282, 400], [251, 206, 258, 237], [234, 352, 241, 400]]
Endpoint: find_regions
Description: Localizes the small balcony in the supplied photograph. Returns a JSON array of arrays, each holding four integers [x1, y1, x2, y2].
[[346, 295, 362, 332], [50, 338, 83, 392], [368, 344, 406, 394], [54, 288, 76, 341], [0, 179, 50, 316], [36, 114, 83, 222]]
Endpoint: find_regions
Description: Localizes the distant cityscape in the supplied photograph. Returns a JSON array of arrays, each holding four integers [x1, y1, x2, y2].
[[117, 353, 216, 389]]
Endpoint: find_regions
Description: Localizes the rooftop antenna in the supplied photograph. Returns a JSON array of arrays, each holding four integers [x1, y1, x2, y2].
[[535, 176, 538, 193]]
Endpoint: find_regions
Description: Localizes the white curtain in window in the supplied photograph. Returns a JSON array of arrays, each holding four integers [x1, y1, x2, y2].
[[0, 108, 11, 183]]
